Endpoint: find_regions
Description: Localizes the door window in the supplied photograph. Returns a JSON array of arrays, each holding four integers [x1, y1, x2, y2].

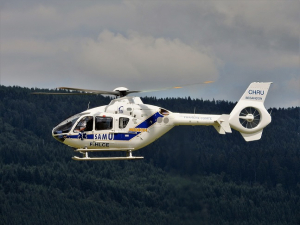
[[95, 117, 113, 130], [119, 117, 130, 129]]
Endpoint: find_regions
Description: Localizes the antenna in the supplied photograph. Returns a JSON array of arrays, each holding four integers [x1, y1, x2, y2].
[[87, 101, 90, 109], [269, 108, 273, 116]]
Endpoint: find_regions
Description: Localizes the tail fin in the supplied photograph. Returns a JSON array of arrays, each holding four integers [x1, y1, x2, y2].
[[229, 82, 272, 141]]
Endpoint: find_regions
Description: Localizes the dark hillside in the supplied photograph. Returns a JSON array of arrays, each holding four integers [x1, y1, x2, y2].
[[0, 85, 299, 224]]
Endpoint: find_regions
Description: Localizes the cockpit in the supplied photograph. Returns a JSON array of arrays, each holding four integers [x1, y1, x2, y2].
[[52, 113, 130, 143]]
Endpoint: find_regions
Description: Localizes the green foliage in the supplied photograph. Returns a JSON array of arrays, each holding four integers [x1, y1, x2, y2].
[[0, 85, 299, 224]]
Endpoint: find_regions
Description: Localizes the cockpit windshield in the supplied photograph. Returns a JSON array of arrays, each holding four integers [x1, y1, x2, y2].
[[53, 114, 81, 134]]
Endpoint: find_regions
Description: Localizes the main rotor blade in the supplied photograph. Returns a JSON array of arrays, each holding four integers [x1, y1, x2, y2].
[[32, 80, 214, 96], [58, 87, 119, 95], [32, 88, 135, 96], [139, 80, 215, 93], [31, 92, 96, 95], [126, 90, 141, 95]]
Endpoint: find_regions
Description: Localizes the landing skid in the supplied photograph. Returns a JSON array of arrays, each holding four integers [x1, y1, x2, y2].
[[72, 156, 144, 161], [72, 149, 144, 161]]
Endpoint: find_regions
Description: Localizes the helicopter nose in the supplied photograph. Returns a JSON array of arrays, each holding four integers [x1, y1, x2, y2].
[[52, 128, 66, 143]]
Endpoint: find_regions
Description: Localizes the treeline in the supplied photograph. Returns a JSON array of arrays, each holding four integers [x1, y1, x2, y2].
[[0, 85, 299, 224]]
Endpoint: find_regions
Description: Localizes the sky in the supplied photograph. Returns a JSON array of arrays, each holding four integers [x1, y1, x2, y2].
[[0, 0, 299, 108]]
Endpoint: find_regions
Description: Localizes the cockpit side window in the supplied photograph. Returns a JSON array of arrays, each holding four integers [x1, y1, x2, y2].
[[119, 117, 129, 129], [95, 117, 113, 130], [74, 116, 93, 133]]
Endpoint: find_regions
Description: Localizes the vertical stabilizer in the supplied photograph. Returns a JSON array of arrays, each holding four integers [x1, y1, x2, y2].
[[229, 82, 272, 141]]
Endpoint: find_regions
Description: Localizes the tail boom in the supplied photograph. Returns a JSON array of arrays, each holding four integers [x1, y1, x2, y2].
[[172, 113, 232, 135]]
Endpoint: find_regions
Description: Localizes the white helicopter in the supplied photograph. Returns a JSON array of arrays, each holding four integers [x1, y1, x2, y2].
[[34, 81, 272, 161]]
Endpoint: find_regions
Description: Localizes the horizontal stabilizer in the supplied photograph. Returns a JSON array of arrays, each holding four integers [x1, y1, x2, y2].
[[213, 114, 232, 134]]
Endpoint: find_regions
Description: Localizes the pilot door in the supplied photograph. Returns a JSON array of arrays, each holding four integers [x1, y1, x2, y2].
[[73, 116, 94, 141], [67, 116, 94, 148]]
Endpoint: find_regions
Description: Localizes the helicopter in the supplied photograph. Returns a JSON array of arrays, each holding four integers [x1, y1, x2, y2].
[[33, 81, 272, 161]]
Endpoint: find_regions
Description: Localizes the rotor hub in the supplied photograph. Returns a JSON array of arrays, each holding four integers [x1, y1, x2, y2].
[[113, 87, 129, 92], [113, 87, 130, 97]]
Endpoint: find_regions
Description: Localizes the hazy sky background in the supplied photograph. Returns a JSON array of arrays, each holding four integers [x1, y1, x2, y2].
[[1, 0, 299, 108]]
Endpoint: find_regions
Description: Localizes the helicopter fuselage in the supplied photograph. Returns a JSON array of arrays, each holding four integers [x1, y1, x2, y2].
[[52, 96, 219, 152], [50, 82, 273, 160]]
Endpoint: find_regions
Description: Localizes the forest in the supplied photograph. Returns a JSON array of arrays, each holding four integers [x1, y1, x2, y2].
[[0, 85, 299, 225]]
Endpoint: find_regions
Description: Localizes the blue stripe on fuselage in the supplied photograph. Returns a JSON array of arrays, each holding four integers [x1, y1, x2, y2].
[[113, 133, 137, 141], [136, 112, 163, 129]]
